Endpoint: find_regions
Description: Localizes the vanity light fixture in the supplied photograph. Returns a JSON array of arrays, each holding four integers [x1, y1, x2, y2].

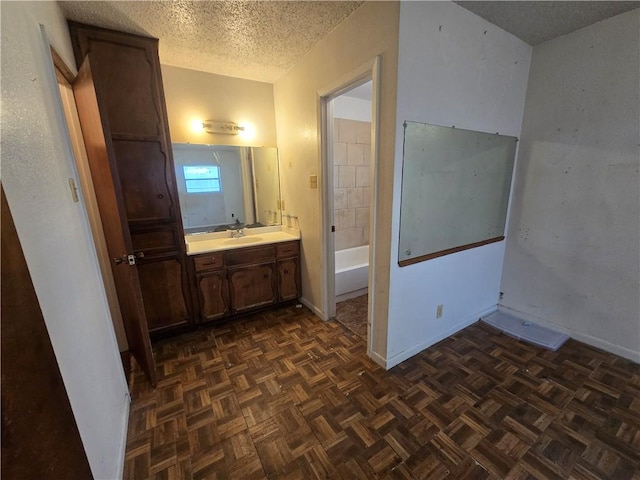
[[202, 120, 245, 135]]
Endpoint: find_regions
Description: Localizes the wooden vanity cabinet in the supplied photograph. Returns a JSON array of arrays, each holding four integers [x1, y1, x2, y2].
[[277, 242, 301, 302], [227, 246, 277, 314], [190, 241, 300, 323], [193, 253, 230, 322], [69, 22, 193, 336]]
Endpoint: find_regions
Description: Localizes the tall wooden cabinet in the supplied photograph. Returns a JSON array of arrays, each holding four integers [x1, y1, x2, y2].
[[69, 23, 192, 344]]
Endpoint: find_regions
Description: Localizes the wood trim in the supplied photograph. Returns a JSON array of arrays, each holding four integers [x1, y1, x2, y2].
[[111, 132, 164, 142], [398, 236, 505, 267], [50, 47, 75, 84]]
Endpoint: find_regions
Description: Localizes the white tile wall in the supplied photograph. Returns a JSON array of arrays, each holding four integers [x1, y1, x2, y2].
[[347, 143, 364, 165], [334, 188, 348, 209], [356, 121, 371, 145], [338, 165, 356, 188], [355, 165, 370, 187], [347, 187, 364, 208], [333, 119, 372, 250], [334, 142, 347, 165], [355, 207, 370, 228], [337, 118, 358, 143]]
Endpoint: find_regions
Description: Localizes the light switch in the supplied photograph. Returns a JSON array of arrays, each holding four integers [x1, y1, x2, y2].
[[310, 175, 318, 189]]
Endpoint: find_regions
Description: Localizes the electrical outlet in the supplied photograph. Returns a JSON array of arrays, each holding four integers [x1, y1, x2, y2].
[[310, 175, 318, 189], [436, 304, 443, 319]]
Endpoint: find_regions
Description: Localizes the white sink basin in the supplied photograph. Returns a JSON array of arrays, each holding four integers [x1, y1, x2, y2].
[[185, 228, 300, 254], [223, 236, 264, 245]]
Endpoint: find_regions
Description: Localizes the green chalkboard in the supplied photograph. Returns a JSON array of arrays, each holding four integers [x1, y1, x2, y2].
[[399, 121, 517, 266]]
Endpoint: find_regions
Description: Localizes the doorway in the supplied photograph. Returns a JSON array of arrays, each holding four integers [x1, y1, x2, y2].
[[330, 82, 373, 341], [320, 58, 380, 356]]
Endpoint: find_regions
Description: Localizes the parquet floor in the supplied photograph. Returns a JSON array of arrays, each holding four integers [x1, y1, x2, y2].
[[123, 305, 640, 479]]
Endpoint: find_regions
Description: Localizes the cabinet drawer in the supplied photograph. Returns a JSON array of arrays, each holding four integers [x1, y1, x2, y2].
[[276, 241, 299, 259], [194, 253, 224, 271], [226, 245, 275, 267]]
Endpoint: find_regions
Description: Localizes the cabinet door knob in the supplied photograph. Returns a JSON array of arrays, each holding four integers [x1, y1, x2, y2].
[[283, 269, 288, 274], [157, 193, 164, 199]]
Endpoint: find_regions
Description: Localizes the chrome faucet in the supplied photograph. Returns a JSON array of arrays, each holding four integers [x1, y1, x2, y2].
[[231, 227, 245, 238], [231, 218, 245, 238]]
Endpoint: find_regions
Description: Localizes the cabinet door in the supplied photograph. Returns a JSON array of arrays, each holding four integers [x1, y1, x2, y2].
[[69, 22, 166, 137], [278, 258, 300, 302], [197, 271, 230, 321], [73, 57, 157, 385], [112, 140, 178, 225], [136, 254, 191, 332], [228, 263, 277, 313]]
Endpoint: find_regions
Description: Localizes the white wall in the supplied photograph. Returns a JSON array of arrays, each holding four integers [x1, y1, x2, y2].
[[386, 1, 532, 367], [500, 9, 640, 362], [274, 1, 400, 360], [1, 3, 130, 478], [334, 95, 372, 122]]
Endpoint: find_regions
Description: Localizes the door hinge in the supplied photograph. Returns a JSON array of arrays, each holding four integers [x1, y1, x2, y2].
[[68, 178, 79, 203], [331, 225, 336, 232]]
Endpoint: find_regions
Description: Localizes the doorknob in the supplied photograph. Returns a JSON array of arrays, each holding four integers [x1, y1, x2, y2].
[[113, 254, 136, 265]]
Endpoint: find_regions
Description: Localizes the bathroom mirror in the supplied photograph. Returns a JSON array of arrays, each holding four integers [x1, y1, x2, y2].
[[172, 143, 281, 234]]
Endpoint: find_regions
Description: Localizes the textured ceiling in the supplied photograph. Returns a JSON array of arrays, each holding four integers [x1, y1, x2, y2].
[[454, 1, 639, 46], [59, 0, 363, 83], [59, 1, 639, 83]]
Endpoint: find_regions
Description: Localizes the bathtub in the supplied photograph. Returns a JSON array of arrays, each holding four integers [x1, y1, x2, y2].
[[335, 245, 369, 301]]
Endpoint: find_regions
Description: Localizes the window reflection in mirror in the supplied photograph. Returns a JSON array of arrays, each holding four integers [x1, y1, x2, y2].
[[172, 143, 281, 234]]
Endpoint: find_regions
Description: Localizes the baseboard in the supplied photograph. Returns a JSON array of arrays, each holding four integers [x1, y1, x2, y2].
[[498, 305, 640, 364], [299, 296, 325, 320], [368, 349, 388, 369], [336, 288, 368, 303], [385, 305, 497, 369]]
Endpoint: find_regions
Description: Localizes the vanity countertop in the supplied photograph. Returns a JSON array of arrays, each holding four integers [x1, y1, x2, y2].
[[185, 226, 300, 255]]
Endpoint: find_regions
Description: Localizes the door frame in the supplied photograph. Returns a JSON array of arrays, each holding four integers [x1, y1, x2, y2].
[[318, 56, 381, 356], [52, 49, 130, 357]]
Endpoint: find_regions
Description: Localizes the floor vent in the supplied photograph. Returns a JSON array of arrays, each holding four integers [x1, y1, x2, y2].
[[482, 311, 569, 351]]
